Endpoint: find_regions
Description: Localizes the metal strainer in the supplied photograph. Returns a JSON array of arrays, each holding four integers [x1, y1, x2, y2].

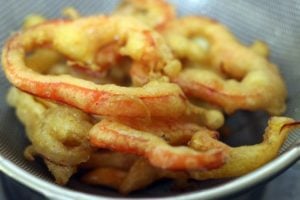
[[0, 0, 300, 199]]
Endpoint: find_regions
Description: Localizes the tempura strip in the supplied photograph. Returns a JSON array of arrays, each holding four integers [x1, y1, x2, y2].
[[89, 119, 228, 170], [190, 117, 295, 180], [1, 15, 224, 125], [162, 17, 286, 114]]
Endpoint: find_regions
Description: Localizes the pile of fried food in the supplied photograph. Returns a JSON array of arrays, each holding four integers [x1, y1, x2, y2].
[[1, 0, 298, 194]]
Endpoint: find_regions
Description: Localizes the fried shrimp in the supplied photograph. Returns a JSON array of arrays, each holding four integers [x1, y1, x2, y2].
[[30, 105, 93, 166], [3, 27, 223, 127], [115, 0, 176, 29], [7, 89, 93, 166], [190, 117, 296, 180], [2, 16, 214, 120], [89, 119, 228, 170], [162, 17, 287, 115], [7, 87, 93, 183], [1, 0, 294, 194]]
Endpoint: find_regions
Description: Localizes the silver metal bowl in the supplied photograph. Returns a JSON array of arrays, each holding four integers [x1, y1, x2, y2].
[[1, 0, 300, 199]]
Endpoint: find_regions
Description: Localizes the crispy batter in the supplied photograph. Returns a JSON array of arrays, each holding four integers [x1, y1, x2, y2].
[[2, 0, 293, 195], [7, 87, 93, 183], [89, 119, 228, 170], [119, 159, 188, 194], [250, 40, 269, 58], [161, 17, 287, 115], [6, 87, 46, 141], [62, 7, 80, 20], [81, 157, 188, 194], [3, 15, 220, 120], [23, 14, 46, 29], [44, 159, 77, 185], [190, 117, 295, 180], [30, 105, 93, 166], [112, 117, 219, 145], [115, 0, 176, 29]]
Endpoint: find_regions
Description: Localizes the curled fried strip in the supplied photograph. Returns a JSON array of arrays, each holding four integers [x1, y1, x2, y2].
[[30, 106, 93, 166], [2, 16, 222, 121], [162, 17, 287, 114], [89, 119, 228, 170], [7, 87, 93, 166], [2, 1, 292, 194], [189, 117, 295, 180], [7, 87, 93, 183]]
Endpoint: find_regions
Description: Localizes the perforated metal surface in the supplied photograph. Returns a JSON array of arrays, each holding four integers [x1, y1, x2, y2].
[[0, 0, 300, 199]]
